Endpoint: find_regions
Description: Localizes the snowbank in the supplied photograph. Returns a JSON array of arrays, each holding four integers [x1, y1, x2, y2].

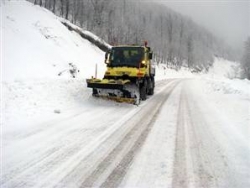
[[207, 57, 241, 79], [155, 64, 196, 80], [201, 57, 249, 98]]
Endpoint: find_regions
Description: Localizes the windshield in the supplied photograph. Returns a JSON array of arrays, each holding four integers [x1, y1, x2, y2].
[[109, 47, 144, 67]]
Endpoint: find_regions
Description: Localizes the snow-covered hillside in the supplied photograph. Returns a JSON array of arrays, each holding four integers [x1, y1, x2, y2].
[[2, 0, 108, 129], [2, 1, 105, 81]]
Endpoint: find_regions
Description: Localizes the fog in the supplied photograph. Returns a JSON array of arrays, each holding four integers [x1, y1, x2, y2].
[[150, 0, 249, 50]]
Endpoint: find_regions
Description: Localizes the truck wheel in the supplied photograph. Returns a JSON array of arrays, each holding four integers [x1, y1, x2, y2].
[[148, 77, 155, 95], [140, 82, 147, 101], [92, 88, 98, 96], [148, 88, 154, 95]]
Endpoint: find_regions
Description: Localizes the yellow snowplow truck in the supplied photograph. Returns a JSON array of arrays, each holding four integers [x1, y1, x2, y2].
[[86, 43, 155, 105]]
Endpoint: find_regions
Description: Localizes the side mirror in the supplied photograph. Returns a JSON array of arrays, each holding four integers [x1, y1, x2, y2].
[[149, 52, 153, 60], [105, 52, 108, 60], [105, 52, 110, 64]]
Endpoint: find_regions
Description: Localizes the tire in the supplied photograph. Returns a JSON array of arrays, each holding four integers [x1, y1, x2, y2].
[[140, 81, 147, 101], [148, 77, 155, 95], [92, 88, 98, 96]]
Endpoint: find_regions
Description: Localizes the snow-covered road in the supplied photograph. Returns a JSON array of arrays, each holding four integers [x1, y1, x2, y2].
[[2, 79, 249, 188], [2, 2, 249, 187]]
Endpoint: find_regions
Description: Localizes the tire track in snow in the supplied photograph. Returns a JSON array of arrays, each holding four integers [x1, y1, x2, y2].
[[80, 80, 181, 188], [1, 105, 135, 187], [172, 82, 231, 188], [172, 85, 217, 188], [172, 86, 189, 188], [1, 79, 179, 188], [34, 79, 178, 188], [184, 85, 240, 188], [185, 98, 218, 188]]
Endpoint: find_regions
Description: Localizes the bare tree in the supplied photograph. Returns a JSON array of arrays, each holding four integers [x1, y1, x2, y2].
[[177, 18, 184, 68], [90, 0, 105, 30], [30, 0, 235, 71], [241, 37, 250, 79], [60, 0, 64, 17], [65, 0, 70, 20], [187, 34, 194, 68], [52, 0, 56, 13]]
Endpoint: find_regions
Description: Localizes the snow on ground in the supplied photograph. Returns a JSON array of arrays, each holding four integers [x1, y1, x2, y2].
[[154, 64, 195, 80], [1, 0, 107, 130], [207, 57, 241, 79], [121, 66, 250, 187], [199, 58, 250, 139], [195, 77, 250, 143], [187, 79, 250, 187], [1, 1, 250, 187], [2, 0, 106, 82], [1, 0, 194, 131]]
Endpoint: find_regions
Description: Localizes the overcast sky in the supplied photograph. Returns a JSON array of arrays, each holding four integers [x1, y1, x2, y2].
[[151, 0, 249, 50]]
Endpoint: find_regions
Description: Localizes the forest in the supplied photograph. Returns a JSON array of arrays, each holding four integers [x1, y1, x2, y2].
[[30, 0, 237, 72]]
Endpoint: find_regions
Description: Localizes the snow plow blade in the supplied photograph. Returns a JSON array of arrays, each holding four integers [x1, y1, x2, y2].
[[93, 95, 137, 104], [86, 78, 139, 105], [86, 78, 131, 90]]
